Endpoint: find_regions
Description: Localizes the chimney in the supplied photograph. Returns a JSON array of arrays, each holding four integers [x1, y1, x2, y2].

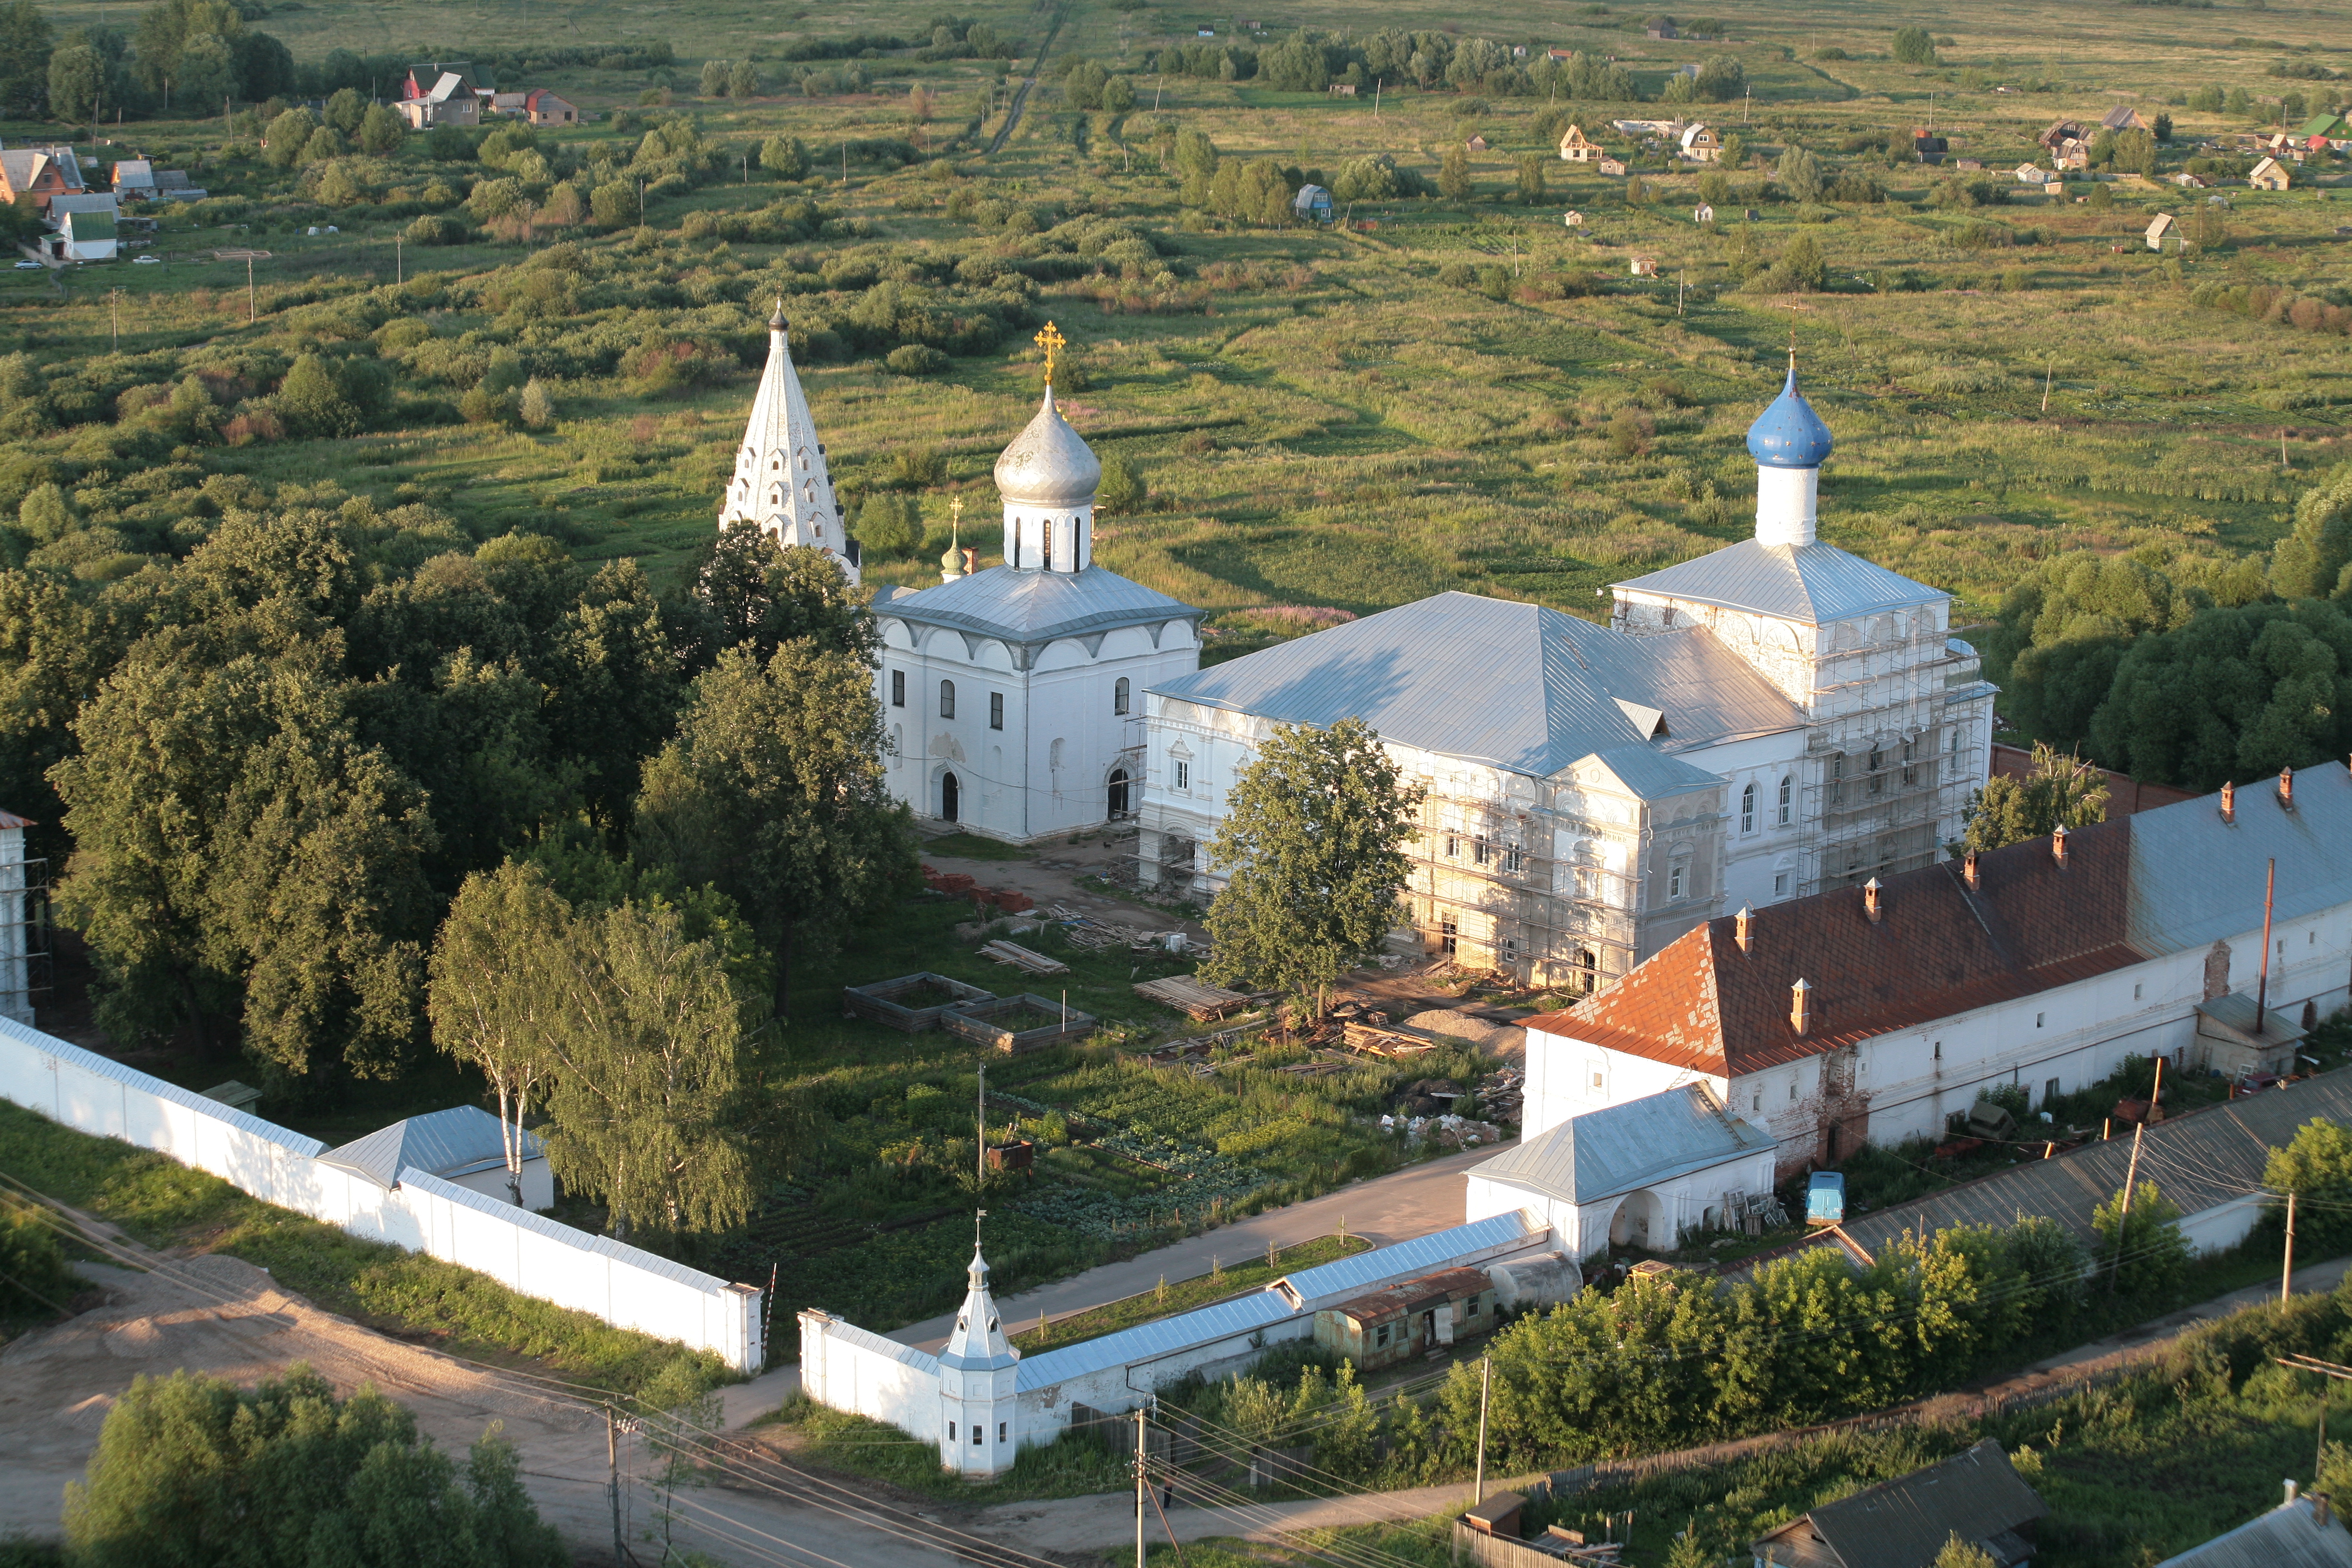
[[1963, 849, 1980, 891], [1734, 904, 1754, 954], [2280, 765, 2295, 811], [2286, 1479, 2300, 1506], [2052, 823, 2069, 869], [1790, 978, 1813, 1036], [2222, 781, 2236, 825], [1863, 878, 1883, 924]]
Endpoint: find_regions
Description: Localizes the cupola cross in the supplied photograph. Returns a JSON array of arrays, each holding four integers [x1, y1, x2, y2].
[[1033, 321, 1066, 387]]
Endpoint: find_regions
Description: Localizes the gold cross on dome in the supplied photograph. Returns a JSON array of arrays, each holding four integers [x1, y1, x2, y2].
[[1034, 321, 1066, 386]]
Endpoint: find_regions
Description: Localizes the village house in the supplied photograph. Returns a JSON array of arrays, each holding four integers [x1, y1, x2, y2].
[[0, 145, 85, 211], [1646, 16, 1677, 38], [2100, 103, 2150, 133], [2016, 164, 2056, 185], [1679, 122, 1722, 162], [491, 88, 579, 125], [1512, 765, 2352, 1182], [1597, 156, 1629, 177], [1466, 134, 1490, 151], [2250, 156, 2292, 191], [2146, 211, 2176, 249], [396, 65, 481, 129], [45, 193, 117, 262], [1558, 123, 1601, 163], [1311, 1267, 1496, 1369], [1754, 1440, 2046, 1568]]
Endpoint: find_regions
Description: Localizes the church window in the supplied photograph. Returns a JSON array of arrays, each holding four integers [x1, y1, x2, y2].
[[1740, 783, 1756, 834], [1773, 871, 1790, 898], [1867, 747, 1885, 796], [1777, 776, 1792, 825], [1668, 858, 1688, 900], [891, 671, 905, 707], [1445, 834, 1460, 860], [974, 1427, 984, 1446], [940, 680, 956, 719], [948, 1422, 957, 1441], [1901, 739, 1917, 787], [1576, 949, 1597, 993], [1829, 757, 1845, 806], [1473, 836, 1490, 867], [998, 1422, 1007, 1443], [1114, 677, 1130, 716], [1503, 842, 1523, 874], [1174, 759, 1189, 790], [990, 692, 1004, 730]]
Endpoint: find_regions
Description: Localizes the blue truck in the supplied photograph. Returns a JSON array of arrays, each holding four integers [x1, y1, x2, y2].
[[1805, 1171, 1846, 1228]]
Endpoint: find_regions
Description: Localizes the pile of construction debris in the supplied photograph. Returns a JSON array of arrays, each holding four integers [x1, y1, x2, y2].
[[1379, 1111, 1506, 1149], [1049, 906, 1205, 958], [1475, 1066, 1525, 1125]]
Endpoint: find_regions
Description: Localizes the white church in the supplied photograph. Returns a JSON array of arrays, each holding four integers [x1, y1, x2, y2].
[[726, 317, 1999, 986]]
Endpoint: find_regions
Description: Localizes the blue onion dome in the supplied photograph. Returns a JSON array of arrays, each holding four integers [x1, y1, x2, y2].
[[1746, 363, 1835, 470]]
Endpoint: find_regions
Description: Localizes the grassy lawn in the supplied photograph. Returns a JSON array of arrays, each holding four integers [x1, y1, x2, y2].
[[1007, 1231, 1370, 1353], [0, 1101, 729, 1401], [759, 1396, 1134, 1502]]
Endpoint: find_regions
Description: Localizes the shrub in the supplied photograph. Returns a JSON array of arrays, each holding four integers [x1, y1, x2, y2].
[[1893, 25, 1937, 64], [0, 1200, 73, 1317], [884, 343, 950, 375], [1098, 453, 1145, 513], [402, 213, 469, 246]]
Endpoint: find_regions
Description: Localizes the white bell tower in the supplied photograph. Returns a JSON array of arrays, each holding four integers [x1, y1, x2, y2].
[[935, 1223, 1020, 1478], [719, 300, 858, 584]]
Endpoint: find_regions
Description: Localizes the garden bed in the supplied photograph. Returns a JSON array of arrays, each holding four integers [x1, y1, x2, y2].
[[939, 992, 1100, 1054], [842, 971, 996, 1033]]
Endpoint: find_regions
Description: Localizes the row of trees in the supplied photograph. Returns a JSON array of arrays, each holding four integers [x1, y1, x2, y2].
[[1144, 30, 1648, 102], [1980, 466, 2352, 789], [0, 0, 297, 125]]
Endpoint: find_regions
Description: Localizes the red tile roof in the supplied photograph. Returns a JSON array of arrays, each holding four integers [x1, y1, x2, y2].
[[1525, 820, 2143, 1074]]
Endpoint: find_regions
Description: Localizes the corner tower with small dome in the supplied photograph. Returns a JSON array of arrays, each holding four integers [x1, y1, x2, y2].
[[935, 1236, 1020, 1477], [720, 302, 858, 585], [870, 324, 1204, 843]]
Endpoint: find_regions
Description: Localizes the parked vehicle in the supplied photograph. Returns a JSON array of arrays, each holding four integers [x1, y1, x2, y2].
[[1805, 1171, 1846, 1227]]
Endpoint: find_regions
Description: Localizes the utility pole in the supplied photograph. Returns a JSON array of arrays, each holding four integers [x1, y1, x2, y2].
[[2109, 1119, 2145, 1292], [1473, 1356, 1492, 1506], [606, 1403, 624, 1567], [977, 1062, 988, 1189], [2042, 358, 2054, 414], [2284, 1189, 2299, 1304], [1374, 78, 1382, 117], [108, 288, 121, 351], [1134, 1407, 1147, 1568], [395, 234, 403, 285], [245, 254, 255, 323]]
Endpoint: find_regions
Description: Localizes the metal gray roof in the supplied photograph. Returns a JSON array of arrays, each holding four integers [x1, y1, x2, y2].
[[0, 1018, 324, 1156], [1615, 539, 1948, 626], [1272, 1211, 1546, 1310], [397, 1168, 733, 1291], [2125, 766, 2352, 956], [1148, 592, 1801, 781], [1756, 1439, 2046, 1568], [1583, 743, 1734, 803], [1472, 1084, 1774, 1208], [320, 1105, 544, 1191], [2156, 1500, 2352, 1567], [1779, 1070, 2352, 1269], [1016, 1289, 1294, 1392], [879, 566, 1199, 650]]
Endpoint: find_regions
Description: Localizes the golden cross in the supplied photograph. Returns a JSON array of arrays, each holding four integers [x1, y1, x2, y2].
[[949, 496, 963, 540], [1034, 320, 1066, 386]]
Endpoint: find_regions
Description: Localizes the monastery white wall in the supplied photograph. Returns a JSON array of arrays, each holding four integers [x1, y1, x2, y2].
[[0, 1019, 762, 1373], [799, 1312, 944, 1441], [881, 617, 1198, 843], [1016, 1317, 1318, 1442]]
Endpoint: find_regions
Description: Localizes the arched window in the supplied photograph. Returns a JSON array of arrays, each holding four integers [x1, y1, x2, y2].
[[1114, 677, 1131, 716], [940, 770, 960, 822], [1108, 767, 1130, 817], [939, 680, 955, 719], [1740, 782, 1756, 834], [1776, 775, 1792, 825]]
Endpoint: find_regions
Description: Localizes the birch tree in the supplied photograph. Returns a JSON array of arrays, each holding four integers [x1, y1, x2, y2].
[[426, 862, 570, 1207]]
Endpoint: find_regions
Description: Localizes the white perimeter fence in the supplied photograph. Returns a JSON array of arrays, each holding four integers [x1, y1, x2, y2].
[[0, 1017, 761, 1373]]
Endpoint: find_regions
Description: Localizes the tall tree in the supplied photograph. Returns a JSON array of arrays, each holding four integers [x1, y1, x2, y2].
[[1957, 741, 2109, 855], [2088, 599, 2352, 789], [2270, 464, 2352, 603], [0, 0, 53, 118], [633, 641, 914, 1020], [1200, 717, 1423, 1018], [538, 899, 757, 1242], [51, 629, 435, 1076], [427, 862, 571, 1206], [64, 1367, 564, 1568], [681, 522, 878, 668]]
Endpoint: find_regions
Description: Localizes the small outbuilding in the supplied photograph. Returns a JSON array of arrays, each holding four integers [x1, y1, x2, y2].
[[1465, 134, 1489, 151], [2190, 992, 2308, 1081], [1562, 209, 1586, 228], [520, 88, 578, 126], [1753, 1439, 2047, 1568], [1597, 156, 1628, 177], [2146, 212, 2176, 250], [2249, 156, 2292, 191], [2154, 1484, 2352, 1566], [1628, 254, 1658, 276], [1693, 201, 1714, 223], [1312, 1266, 1495, 1369], [1292, 183, 1333, 222], [318, 1105, 553, 1210]]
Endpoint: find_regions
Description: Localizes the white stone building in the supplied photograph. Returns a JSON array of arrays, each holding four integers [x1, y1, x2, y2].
[[871, 382, 1201, 842], [1515, 766, 2352, 1180], [1135, 365, 1996, 988], [719, 304, 859, 585]]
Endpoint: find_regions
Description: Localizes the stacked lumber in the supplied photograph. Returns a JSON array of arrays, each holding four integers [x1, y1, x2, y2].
[[1133, 974, 1252, 1020], [978, 940, 1069, 977]]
